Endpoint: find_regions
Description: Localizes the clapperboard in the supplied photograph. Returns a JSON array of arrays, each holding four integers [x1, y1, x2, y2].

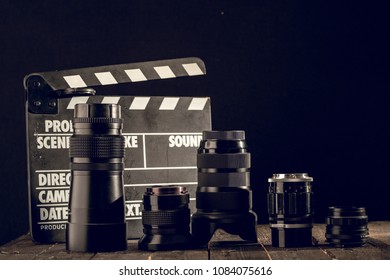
[[24, 58, 211, 243]]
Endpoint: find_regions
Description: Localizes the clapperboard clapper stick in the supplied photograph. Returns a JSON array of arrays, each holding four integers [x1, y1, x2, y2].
[[24, 57, 211, 244], [24, 57, 206, 114]]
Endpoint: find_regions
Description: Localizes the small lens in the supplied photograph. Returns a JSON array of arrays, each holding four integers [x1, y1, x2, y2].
[[326, 206, 369, 247], [66, 103, 127, 252], [267, 173, 314, 247], [138, 186, 193, 251], [191, 130, 257, 245]]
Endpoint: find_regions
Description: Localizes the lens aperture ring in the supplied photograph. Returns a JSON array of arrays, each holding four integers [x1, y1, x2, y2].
[[70, 136, 125, 158], [326, 216, 368, 226], [325, 226, 369, 245]]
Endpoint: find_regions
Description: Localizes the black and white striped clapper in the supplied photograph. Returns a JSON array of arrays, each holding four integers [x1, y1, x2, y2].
[[25, 57, 211, 243]]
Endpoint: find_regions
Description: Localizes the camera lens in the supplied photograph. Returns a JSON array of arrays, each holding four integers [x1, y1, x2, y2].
[[326, 206, 369, 247], [138, 186, 193, 251], [191, 130, 258, 245], [66, 103, 127, 252], [267, 173, 313, 247]]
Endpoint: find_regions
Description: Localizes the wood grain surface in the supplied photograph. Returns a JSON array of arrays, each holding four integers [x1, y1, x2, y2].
[[1, 222, 389, 260]]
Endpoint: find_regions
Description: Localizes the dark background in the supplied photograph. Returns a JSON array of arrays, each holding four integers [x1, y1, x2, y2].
[[1, 0, 389, 246]]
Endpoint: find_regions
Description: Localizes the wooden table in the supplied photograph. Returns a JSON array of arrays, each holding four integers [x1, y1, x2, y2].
[[1, 222, 389, 260]]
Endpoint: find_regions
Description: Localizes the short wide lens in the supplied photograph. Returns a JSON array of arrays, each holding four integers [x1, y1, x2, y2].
[[326, 206, 369, 247], [267, 173, 314, 247], [138, 186, 193, 251]]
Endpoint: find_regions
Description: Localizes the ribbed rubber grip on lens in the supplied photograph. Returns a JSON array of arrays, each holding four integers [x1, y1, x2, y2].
[[74, 117, 122, 124], [70, 136, 125, 158], [142, 209, 190, 226]]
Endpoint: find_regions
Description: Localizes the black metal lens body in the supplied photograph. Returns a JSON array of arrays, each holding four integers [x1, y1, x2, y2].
[[138, 186, 193, 251], [268, 173, 313, 247], [326, 206, 369, 247], [191, 131, 257, 245], [66, 104, 127, 252]]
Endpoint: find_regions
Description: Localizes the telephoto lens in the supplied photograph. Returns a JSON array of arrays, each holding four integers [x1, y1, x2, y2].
[[138, 186, 193, 251], [66, 103, 127, 252], [191, 130, 258, 245], [267, 173, 314, 247], [326, 206, 369, 247]]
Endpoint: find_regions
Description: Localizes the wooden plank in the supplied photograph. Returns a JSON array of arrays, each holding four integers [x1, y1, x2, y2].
[[368, 221, 390, 245], [0, 234, 95, 260], [93, 240, 209, 260], [313, 222, 390, 260], [150, 248, 208, 260], [93, 241, 151, 260], [0, 234, 54, 260], [37, 243, 95, 260], [318, 243, 390, 260], [209, 229, 269, 260], [258, 224, 331, 260], [209, 241, 269, 260], [1, 222, 390, 260]]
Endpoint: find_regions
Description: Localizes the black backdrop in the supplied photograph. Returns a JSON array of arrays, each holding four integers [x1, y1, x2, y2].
[[1, 0, 389, 245]]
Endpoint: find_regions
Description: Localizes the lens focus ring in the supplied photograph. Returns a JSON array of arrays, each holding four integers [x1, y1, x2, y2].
[[142, 209, 190, 226], [70, 136, 125, 158], [74, 117, 122, 124]]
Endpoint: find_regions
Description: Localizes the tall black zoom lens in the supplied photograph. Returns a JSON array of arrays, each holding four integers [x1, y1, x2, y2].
[[138, 186, 193, 251], [268, 173, 314, 247], [66, 104, 127, 252], [192, 131, 258, 245], [326, 206, 369, 247]]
